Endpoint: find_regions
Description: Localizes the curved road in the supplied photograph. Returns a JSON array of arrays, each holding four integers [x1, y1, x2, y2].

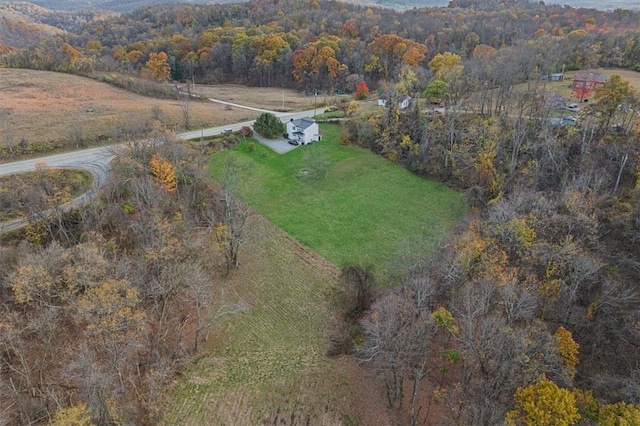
[[0, 105, 325, 233]]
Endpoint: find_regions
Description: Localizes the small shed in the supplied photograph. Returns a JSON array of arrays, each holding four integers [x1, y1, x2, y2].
[[377, 93, 390, 107]]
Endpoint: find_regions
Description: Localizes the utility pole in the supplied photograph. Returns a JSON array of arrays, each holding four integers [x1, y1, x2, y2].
[[314, 90, 317, 117]]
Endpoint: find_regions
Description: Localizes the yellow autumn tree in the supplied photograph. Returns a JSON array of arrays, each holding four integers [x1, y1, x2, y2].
[[598, 401, 640, 425], [432, 306, 458, 333], [77, 279, 146, 338], [475, 140, 503, 200], [555, 326, 580, 378], [50, 404, 96, 426], [572, 389, 640, 425], [11, 264, 57, 306], [506, 377, 580, 426], [141, 51, 171, 82], [428, 52, 462, 80], [149, 154, 177, 192]]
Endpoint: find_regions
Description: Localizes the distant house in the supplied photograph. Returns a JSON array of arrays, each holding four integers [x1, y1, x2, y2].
[[286, 117, 320, 145], [572, 71, 607, 100], [398, 95, 412, 110], [377, 92, 412, 109], [377, 93, 390, 107], [549, 73, 564, 81]]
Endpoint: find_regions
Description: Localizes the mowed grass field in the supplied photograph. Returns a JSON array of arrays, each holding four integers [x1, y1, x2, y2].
[[163, 215, 392, 425], [211, 124, 468, 283]]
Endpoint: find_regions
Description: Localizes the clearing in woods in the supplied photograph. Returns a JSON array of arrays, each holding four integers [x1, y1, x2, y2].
[[210, 125, 468, 284], [162, 215, 392, 425]]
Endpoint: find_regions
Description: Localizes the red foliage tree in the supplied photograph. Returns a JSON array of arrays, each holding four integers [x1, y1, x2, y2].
[[355, 80, 370, 100], [572, 72, 602, 100]]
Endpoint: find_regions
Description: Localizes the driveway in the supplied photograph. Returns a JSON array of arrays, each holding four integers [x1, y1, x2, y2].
[[252, 134, 299, 154]]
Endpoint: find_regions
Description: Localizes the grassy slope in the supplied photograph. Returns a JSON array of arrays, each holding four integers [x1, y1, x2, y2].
[[163, 216, 390, 425], [211, 124, 467, 283], [164, 124, 466, 424]]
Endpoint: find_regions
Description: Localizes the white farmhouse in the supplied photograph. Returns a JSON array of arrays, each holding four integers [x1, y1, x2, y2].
[[286, 117, 321, 145]]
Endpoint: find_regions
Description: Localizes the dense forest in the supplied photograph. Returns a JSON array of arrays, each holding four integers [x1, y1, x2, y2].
[[1, 0, 640, 424], [3, 0, 640, 90]]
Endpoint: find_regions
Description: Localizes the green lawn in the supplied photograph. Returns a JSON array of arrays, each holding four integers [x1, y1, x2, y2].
[[211, 124, 467, 283]]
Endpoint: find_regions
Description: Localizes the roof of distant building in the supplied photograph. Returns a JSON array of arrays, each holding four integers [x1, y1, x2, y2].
[[573, 71, 607, 83]]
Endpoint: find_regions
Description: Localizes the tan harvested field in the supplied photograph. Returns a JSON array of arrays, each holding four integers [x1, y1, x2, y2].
[[0, 69, 261, 153], [600, 68, 640, 90], [193, 83, 350, 112], [163, 215, 393, 426]]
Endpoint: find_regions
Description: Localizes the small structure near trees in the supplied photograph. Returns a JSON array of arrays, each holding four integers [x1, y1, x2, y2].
[[377, 91, 412, 109]]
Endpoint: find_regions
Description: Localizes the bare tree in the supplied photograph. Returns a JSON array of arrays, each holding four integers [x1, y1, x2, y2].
[[180, 84, 191, 130], [213, 156, 252, 274]]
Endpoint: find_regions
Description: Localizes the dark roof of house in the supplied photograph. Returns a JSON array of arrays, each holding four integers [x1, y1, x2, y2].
[[291, 117, 316, 130], [573, 71, 607, 83]]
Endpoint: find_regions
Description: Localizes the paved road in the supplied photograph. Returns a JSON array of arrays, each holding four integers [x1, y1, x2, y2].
[[0, 107, 325, 233]]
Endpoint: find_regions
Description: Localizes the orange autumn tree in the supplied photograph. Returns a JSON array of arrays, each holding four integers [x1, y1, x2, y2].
[[149, 154, 176, 192], [292, 36, 347, 91], [555, 326, 580, 378], [141, 51, 171, 82], [365, 34, 427, 80]]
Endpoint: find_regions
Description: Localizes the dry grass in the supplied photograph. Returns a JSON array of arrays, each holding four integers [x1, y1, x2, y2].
[[0, 69, 352, 157], [600, 68, 640, 90], [0, 69, 261, 152], [162, 215, 392, 426], [193, 83, 351, 112]]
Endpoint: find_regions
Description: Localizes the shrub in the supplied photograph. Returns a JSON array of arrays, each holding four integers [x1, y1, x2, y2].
[[239, 126, 253, 137], [253, 113, 285, 139]]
